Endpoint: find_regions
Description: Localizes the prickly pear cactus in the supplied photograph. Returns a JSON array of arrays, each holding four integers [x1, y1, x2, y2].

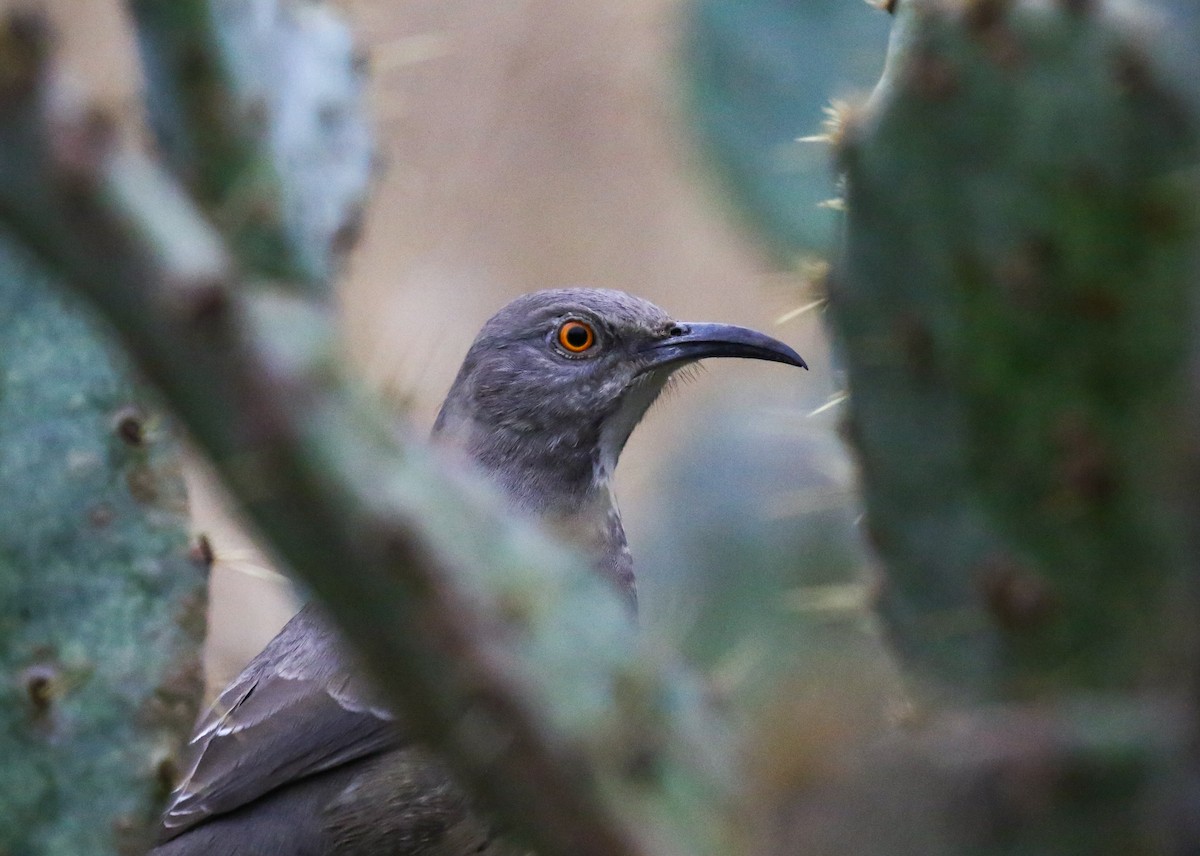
[[828, 0, 1200, 698], [686, 0, 1200, 850], [0, 237, 206, 855]]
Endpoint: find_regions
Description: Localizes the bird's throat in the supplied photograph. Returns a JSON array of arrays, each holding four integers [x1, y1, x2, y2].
[[431, 367, 679, 612], [541, 482, 635, 610], [432, 408, 637, 609]]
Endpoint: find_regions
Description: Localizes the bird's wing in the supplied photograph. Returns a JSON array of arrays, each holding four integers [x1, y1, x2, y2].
[[159, 606, 403, 841]]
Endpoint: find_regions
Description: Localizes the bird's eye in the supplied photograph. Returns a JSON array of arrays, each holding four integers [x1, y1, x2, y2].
[[557, 320, 595, 353]]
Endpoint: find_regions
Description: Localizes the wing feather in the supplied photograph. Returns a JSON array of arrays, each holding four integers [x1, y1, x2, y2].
[[160, 605, 402, 841]]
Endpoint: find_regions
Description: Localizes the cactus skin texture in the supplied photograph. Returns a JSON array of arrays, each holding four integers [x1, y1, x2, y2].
[[830, 0, 1199, 700], [0, 238, 206, 855]]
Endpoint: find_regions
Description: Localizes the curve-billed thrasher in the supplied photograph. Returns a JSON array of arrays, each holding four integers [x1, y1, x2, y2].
[[152, 288, 806, 855]]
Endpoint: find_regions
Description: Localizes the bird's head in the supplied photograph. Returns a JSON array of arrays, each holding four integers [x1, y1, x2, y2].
[[433, 288, 807, 514]]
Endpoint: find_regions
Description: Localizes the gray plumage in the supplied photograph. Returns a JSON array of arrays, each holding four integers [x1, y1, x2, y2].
[[152, 288, 805, 856]]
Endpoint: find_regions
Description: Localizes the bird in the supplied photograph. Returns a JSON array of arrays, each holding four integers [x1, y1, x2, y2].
[[152, 288, 807, 855]]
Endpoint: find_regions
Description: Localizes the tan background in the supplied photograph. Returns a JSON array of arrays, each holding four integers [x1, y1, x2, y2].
[[44, 0, 834, 692]]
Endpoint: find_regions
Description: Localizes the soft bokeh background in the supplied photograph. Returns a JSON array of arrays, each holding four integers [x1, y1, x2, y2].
[[44, 0, 890, 703]]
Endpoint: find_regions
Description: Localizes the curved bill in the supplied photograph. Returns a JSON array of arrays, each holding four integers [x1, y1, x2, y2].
[[638, 322, 808, 374]]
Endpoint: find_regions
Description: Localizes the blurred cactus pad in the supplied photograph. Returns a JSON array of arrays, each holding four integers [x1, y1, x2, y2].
[[0, 238, 205, 855], [639, 385, 891, 708], [684, 0, 892, 255]]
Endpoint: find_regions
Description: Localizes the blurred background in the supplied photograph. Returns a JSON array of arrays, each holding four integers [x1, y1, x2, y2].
[[41, 0, 892, 708]]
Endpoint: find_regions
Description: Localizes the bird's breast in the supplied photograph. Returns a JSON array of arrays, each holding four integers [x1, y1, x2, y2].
[[542, 486, 635, 609]]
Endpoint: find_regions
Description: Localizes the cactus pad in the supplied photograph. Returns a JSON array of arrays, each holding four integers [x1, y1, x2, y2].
[[0, 238, 206, 855]]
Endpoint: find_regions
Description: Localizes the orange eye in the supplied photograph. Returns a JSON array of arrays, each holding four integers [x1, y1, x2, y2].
[[557, 320, 595, 353]]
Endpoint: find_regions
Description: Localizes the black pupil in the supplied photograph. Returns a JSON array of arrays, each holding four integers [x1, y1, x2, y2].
[[565, 324, 589, 348]]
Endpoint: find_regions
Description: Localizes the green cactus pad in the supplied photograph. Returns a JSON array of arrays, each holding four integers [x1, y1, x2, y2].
[[830, 0, 1199, 697], [0, 237, 205, 855]]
